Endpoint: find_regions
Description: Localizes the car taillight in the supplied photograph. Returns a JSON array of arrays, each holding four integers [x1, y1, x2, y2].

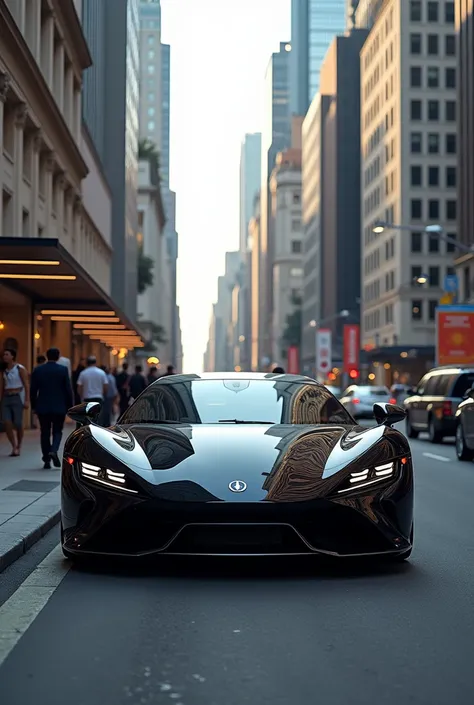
[[443, 401, 452, 416], [353, 398, 360, 404], [389, 397, 397, 405]]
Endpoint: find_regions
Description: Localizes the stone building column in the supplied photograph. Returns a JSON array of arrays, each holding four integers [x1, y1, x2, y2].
[[53, 41, 65, 112], [40, 11, 55, 89], [30, 130, 43, 236], [72, 193, 82, 258], [12, 103, 27, 237], [44, 151, 56, 235], [0, 71, 11, 235], [55, 172, 66, 242]]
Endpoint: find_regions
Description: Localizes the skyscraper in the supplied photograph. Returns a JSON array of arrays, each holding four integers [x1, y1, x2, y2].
[[239, 134, 261, 254], [290, 0, 346, 116], [139, 0, 162, 147], [82, 0, 140, 321], [259, 42, 291, 368], [161, 43, 171, 186]]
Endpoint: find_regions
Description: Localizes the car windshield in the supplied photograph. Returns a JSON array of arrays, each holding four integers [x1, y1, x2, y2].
[[357, 386, 390, 397], [119, 378, 353, 425]]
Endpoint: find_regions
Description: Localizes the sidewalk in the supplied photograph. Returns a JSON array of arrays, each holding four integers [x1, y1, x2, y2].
[[0, 421, 74, 571]]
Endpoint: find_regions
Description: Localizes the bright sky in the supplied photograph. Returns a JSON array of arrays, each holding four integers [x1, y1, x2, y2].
[[160, 0, 291, 372]]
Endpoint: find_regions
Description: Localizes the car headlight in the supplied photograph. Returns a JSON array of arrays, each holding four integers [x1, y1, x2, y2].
[[80, 462, 138, 494], [337, 458, 406, 494]]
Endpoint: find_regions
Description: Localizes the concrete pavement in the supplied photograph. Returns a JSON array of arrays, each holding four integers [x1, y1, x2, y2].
[[0, 423, 74, 572], [0, 430, 473, 704]]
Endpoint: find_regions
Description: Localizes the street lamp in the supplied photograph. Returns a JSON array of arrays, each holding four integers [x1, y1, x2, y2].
[[309, 309, 349, 329], [373, 221, 474, 255]]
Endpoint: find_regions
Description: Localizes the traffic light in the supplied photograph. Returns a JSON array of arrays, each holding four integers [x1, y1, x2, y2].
[[349, 368, 359, 379]]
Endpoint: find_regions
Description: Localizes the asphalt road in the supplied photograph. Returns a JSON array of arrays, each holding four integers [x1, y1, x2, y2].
[[1, 427, 474, 705]]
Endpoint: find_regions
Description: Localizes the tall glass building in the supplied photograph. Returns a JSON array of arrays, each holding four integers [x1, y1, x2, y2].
[[290, 0, 346, 115], [161, 43, 170, 186]]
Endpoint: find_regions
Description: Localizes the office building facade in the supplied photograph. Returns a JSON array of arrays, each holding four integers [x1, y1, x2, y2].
[[360, 0, 457, 381], [455, 0, 474, 302]]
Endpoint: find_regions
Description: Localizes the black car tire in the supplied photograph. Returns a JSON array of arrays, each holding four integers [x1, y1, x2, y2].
[[455, 423, 474, 461], [428, 417, 443, 444], [406, 415, 419, 439]]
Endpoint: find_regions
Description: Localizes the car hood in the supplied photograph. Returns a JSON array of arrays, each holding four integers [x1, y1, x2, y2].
[[84, 422, 401, 502]]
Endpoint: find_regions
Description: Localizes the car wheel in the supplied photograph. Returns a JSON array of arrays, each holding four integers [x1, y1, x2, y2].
[[455, 423, 474, 461], [428, 417, 443, 444], [406, 415, 419, 439]]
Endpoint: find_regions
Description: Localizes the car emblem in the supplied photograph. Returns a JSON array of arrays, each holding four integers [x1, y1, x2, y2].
[[229, 480, 247, 493]]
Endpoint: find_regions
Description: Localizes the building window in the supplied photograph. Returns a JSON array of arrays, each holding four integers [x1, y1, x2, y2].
[[411, 199, 422, 219], [445, 35, 455, 55], [446, 200, 457, 220], [147, 64, 155, 74], [428, 234, 440, 253], [429, 300, 438, 321], [147, 120, 155, 130], [291, 219, 301, 230], [411, 165, 422, 186], [428, 133, 439, 153], [446, 101, 456, 121], [412, 300, 423, 320], [427, 66, 439, 88], [291, 240, 302, 253], [428, 199, 440, 219], [446, 233, 456, 253], [446, 167, 456, 187], [147, 107, 155, 116], [445, 68, 456, 88], [445, 1, 455, 23], [290, 267, 303, 277], [147, 35, 154, 45], [428, 166, 439, 186], [293, 192, 300, 204], [411, 132, 422, 153], [410, 33, 422, 54], [148, 50, 155, 59], [148, 92, 154, 101], [429, 266, 440, 287], [446, 133, 456, 153], [411, 232, 423, 252], [428, 1, 439, 21], [428, 35, 439, 55], [428, 100, 439, 120], [411, 100, 422, 120], [464, 267, 471, 301], [410, 1, 422, 21], [411, 67, 422, 87], [411, 265, 423, 281]]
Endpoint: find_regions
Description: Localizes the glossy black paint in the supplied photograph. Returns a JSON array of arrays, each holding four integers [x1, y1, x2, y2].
[[61, 374, 414, 559], [67, 401, 101, 425], [373, 402, 407, 427]]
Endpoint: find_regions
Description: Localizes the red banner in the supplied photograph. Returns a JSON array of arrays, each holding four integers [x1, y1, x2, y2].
[[343, 324, 360, 372], [436, 306, 474, 365], [287, 346, 299, 374]]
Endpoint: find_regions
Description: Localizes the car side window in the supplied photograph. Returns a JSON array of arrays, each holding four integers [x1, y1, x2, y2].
[[416, 375, 430, 395], [424, 376, 438, 395]]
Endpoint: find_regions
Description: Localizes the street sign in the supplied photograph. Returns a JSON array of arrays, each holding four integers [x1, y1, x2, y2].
[[316, 329, 332, 376], [444, 274, 459, 293], [436, 305, 474, 366], [343, 324, 360, 372]]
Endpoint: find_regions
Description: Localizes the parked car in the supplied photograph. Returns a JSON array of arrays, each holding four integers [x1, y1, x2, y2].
[[404, 366, 474, 443], [340, 385, 394, 419], [454, 383, 474, 461]]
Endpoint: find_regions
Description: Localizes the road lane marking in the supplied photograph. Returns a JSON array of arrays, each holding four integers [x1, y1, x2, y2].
[[0, 544, 70, 668], [422, 452, 451, 462]]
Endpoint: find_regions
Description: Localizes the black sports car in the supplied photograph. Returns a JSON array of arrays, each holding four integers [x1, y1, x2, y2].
[[61, 372, 414, 561]]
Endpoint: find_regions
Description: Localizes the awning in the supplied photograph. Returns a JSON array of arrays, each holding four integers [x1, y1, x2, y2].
[[0, 237, 145, 348], [364, 345, 435, 361]]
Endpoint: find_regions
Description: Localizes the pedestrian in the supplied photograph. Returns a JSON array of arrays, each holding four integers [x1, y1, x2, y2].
[[77, 356, 108, 424], [162, 364, 176, 376], [272, 366, 285, 373], [0, 348, 30, 457], [147, 365, 159, 385], [36, 355, 46, 366], [116, 363, 130, 415], [30, 347, 73, 469], [72, 359, 85, 405], [101, 365, 118, 426], [128, 365, 147, 402]]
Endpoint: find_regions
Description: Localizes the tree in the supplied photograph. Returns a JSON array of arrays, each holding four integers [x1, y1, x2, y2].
[[281, 292, 302, 357], [138, 138, 161, 182], [137, 244, 154, 295]]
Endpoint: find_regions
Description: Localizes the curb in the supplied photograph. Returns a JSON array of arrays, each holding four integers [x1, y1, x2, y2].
[[0, 511, 61, 573]]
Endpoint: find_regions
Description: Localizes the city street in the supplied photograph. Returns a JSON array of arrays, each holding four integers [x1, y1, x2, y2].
[[0, 430, 473, 705]]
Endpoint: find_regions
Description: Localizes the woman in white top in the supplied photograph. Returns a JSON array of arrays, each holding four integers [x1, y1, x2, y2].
[[0, 348, 30, 456]]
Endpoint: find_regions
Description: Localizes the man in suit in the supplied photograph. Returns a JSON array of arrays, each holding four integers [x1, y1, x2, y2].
[[30, 347, 73, 469]]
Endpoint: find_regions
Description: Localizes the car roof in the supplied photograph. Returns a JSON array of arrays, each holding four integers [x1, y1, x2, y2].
[[427, 366, 474, 375], [155, 372, 319, 384]]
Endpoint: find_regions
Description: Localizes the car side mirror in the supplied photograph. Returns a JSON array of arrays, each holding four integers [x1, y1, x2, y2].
[[67, 401, 101, 426], [463, 388, 474, 400], [373, 402, 407, 427]]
